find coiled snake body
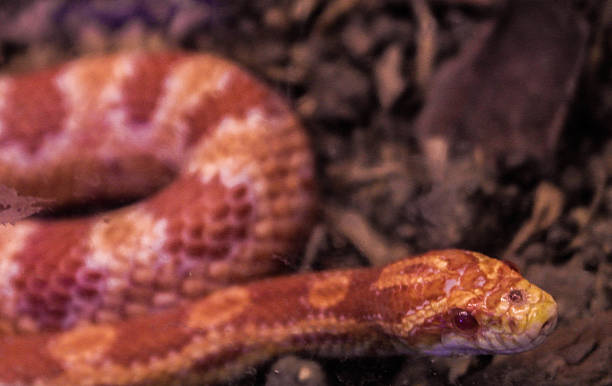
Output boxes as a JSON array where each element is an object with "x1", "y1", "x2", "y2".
[{"x1": 0, "y1": 53, "x2": 557, "y2": 385}]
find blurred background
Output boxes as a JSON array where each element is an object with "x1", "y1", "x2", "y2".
[{"x1": 0, "y1": 1, "x2": 610, "y2": 385}]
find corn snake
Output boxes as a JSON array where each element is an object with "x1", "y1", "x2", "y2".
[{"x1": 0, "y1": 52, "x2": 558, "y2": 385}]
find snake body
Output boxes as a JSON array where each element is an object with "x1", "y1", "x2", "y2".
[{"x1": 0, "y1": 53, "x2": 558, "y2": 385}]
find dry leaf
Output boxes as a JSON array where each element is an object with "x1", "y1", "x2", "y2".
[{"x1": 0, "y1": 184, "x2": 51, "y2": 224}]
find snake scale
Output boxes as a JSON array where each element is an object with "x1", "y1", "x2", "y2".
[{"x1": 0, "y1": 52, "x2": 558, "y2": 385}]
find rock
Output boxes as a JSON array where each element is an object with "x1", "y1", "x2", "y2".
[
  {"x1": 415, "y1": 1, "x2": 587, "y2": 171},
  {"x1": 266, "y1": 356, "x2": 327, "y2": 386}
]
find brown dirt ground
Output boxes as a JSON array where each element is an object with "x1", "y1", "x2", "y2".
[{"x1": 0, "y1": 1, "x2": 610, "y2": 385}]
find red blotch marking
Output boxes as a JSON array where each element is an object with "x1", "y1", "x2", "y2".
[
  {"x1": 182, "y1": 69, "x2": 286, "y2": 145},
  {"x1": 120, "y1": 53, "x2": 186, "y2": 126},
  {"x1": 1, "y1": 68, "x2": 67, "y2": 154}
]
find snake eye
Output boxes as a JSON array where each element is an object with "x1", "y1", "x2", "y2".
[
  {"x1": 508, "y1": 289, "x2": 524, "y2": 303},
  {"x1": 451, "y1": 308, "x2": 479, "y2": 331}
]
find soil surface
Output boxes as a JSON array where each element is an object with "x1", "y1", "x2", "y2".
[{"x1": 0, "y1": 1, "x2": 610, "y2": 385}]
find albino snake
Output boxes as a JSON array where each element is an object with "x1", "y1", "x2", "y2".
[{"x1": 0, "y1": 52, "x2": 557, "y2": 385}]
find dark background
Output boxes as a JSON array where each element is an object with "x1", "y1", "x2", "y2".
[{"x1": 0, "y1": 1, "x2": 610, "y2": 385}]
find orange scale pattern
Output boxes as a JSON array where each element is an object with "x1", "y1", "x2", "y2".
[{"x1": 0, "y1": 53, "x2": 558, "y2": 386}]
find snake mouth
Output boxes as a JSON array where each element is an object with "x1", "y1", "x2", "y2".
[
  {"x1": 522, "y1": 312, "x2": 557, "y2": 347},
  {"x1": 498, "y1": 300, "x2": 558, "y2": 354},
  {"x1": 526, "y1": 300, "x2": 558, "y2": 337},
  {"x1": 539, "y1": 314, "x2": 557, "y2": 336}
]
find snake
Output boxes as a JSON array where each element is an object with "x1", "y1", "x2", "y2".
[{"x1": 0, "y1": 52, "x2": 558, "y2": 385}]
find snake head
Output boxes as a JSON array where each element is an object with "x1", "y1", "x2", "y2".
[
  {"x1": 381, "y1": 250, "x2": 558, "y2": 356},
  {"x1": 432, "y1": 277, "x2": 558, "y2": 355}
]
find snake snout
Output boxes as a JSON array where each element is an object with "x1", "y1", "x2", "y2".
[
  {"x1": 526, "y1": 299, "x2": 558, "y2": 342},
  {"x1": 540, "y1": 314, "x2": 557, "y2": 335}
]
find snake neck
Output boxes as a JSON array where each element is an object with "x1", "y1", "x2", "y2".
[{"x1": 178, "y1": 267, "x2": 396, "y2": 382}]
